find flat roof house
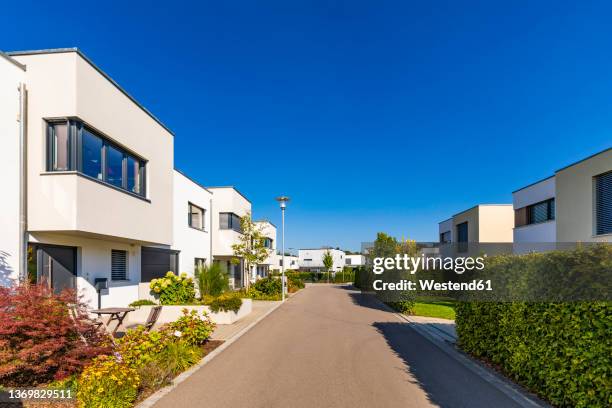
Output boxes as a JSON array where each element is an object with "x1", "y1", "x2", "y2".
[
  {"x1": 298, "y1": 248, "x2": 345, "y2": 272},
  {"x1": 172, "y1": 170, "x2": 212, "y2": 278},
  {"x1": 438, "y1": 204, "x2": 514, "y2": 256},
  {"x1": 513, "y1": 148, "x2": 611, "y2": 251},
  {"x1": 208, "y1": 186, "x2": 252, "y2": 289},
  {"x1": 0, "y1": 48, "x2": 175, "y2": 308},
  {"x1": 344, "y1": 254, "x2": 365, "y2": 268},
  {"x1": 254, "y1": 220, "x2": 276, "y2": 279}
]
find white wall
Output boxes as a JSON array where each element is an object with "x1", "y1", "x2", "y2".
[
  {"x1": 438, "y1": 218, "x2": 453, "y2": 242},
  {"x1": 256, "y1": 221, "x2": 277, "y2": 265},
  {"x1": 298, "y1": 249, "x2": 345, "y2": 272},
  {"x1": 271, "y1": 254, "x2": 299, "y2": 271},
  {"x1": 513, "y1": 176, "x2": 556, "y2": 209},
  {"x1": 345, "y1": 254, "x2": 365, "y2": 267},
  {"x1": 172, "y1": 170, "x2": 212, "y2": 278},
  {"x1": 0, "y1": 55, "x2": 25, "y2": 285}
]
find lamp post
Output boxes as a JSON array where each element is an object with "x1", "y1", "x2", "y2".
[{"x1": 275, "y1": 196, "x2": 290, "y2": 301}]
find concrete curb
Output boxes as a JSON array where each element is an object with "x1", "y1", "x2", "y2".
[
  {"x1": 373, "y1": 297, "x2": 550, "y2": 408},
  {"x1": 135, "y1": 298, "x2": 287, "y2": 408}
]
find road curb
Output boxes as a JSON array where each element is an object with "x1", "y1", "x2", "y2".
[
  {"x1": 373, "y1": 296, "x2": 550, "y2": 408},
  {"x1": 135, "y1": 298, "x2": 288, "y2": 408}
]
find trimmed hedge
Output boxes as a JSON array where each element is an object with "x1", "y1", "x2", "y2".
[{"x1": 456, "y1": 245, "x2": 612, "y2": 408}]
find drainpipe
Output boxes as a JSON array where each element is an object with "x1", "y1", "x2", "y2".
[{"x1": 18, "y1": 83, "x2": 27, "y2": 282}]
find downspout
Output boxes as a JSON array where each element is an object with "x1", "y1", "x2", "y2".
[{"x1": 18, "y1": 83, "x2": 27, "y2": 282}]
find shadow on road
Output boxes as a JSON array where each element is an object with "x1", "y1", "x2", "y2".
[
  {"x1": 348, "y1": 291, "x2": 391, "y2": 313},
  {"x1": 372, "y1": 321, "x2": 521, "y2": 408}
]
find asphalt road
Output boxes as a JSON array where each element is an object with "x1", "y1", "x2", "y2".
[{"x1": 153, "y1": 285, "x2": 525, "y2": 408}]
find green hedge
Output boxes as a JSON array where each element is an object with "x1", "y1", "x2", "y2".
[{"x1": 456, "y1": 245, "x2": 612, "y2": 408}]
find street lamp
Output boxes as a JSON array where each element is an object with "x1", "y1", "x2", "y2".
[{"x1": 275, "y1": 196, "x2": 290, "y2": 301}]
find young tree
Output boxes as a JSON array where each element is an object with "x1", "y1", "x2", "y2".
[
  {"x1": 322, "y1": 250, "x2": 334, "y2": 283},
  {"x1": 231, "y1": 212, "x2": 272, "y2": 289}
]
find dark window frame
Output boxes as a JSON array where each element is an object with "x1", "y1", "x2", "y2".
[
  {"x1": 219, "y1": 212, "x2": 243, "y2": 233},
  {"x1": 111, "y1": 249, "x2": 128, "y2": 281},
  {"x1": 188, "y1": 202, "x2": 206, "y2": 231},
  {"x1": 46, "y1": 119, "x2": 147, "y2": 198},
  {"x1": 595, "y1": 171, "x2": 612, "y2": 236}
]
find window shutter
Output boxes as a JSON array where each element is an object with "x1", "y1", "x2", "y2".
[
  {"x1": 111, "y1": 250, "x2": 128, "y2": 280},
  {"x1": 515, "y1": 207, "x2": 527, "y2": 227},
  {"x1": 596, "y1": 171, "x2": 612, "y2": 235}
]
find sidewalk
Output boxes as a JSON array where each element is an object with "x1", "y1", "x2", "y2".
[
  {"x1": 211, "y1": 300, "x2": 281, "y2": 340},
  {"x1": 401, "y1": 315, "x2": 457, "y2": 344}
]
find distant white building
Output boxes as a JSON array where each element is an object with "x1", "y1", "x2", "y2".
[
  {"x1": 272, "y1": 254, "x2": 299, "y2": 271},
  {"x1": 344, "y1": 254, "x2": 365, "y2": 268},
  {"x1": 298, "y1": 248, "x2": 345, "y2": 272}
]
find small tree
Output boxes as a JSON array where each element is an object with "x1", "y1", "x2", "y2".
[
  {"x1": 322, "y1": 250, "x2": 334, "y2": 283},
  {"x1": 231, "y1": 212, "x2": 272, "y2": 289},
  {"x1": 195, "y1": 263, "x2": 229, "y2": 297}
]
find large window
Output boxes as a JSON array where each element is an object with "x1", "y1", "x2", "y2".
[
  {"x1": 595, "y1": 171, "x2": 612, "y2": 235},
  {"x1": 47, "y1": 120, "x2": 146, "y2": 197},
  {"x1": 456, "y1": 222, "x2": 468, "y2": 253},
  {"x1": 263, "y1": 238, "x2": 273, "y2": 249},
  {"x1": 515, "y1": 198, "x2": 555, "y2": 227},
  {"x1": 439, "y1": 231, "x2": 451, "y2": 243},
  {"x1": 188, "y1": 203, "x2": 205, "y2": 230},
  {"x1": 219, "y1": 212, "x2": 242, "y2": 233}
]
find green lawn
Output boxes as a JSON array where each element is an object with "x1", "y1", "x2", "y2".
[{"x1": 412, "y1": 298, "x2": 456, "y2": 320}]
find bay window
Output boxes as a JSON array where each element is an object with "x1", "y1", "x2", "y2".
[{"x1": 46, "y1": 120, "x2": 146, "y2": 197}]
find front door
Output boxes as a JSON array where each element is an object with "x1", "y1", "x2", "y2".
[{"x1": 28, "y1": 244, "x2": 77, "y2": 294}]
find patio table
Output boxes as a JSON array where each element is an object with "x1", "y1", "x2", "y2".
[{"x1": 90, "y1": 307, "x2": 135, "y2": 335}]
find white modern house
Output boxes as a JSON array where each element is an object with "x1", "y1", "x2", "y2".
[
  {"x1": 0, "y1": 48, "x2": 175, "y2": 308},
  {"x1": 172, "y1": 169, "x2": 212, "y2": 277},
  {"x1": 513, "y1": 148, "x2": 611, "y2": 251},
  {"x1": 298, "y1": 248, "x2": 345, "y2": 272},
  {"x1": 344, "y1": 254, "x2": 365, "y2": 268},
  {"x1": 253, "y1": 220, "x2": 276, "y2": 279},
  {"x1": 272, "y1": 253, "x2": 299, "y2": 271},
  {"x1": 208, "y1": 186, "x2": 252, "y2": 289}
]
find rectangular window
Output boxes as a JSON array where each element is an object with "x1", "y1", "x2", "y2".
[
  {"x1": 48, "y1": 122, "x2": 71, "y2": 171},
  {"x1": 456, "y1": 222, "x2": 468, "y2": 253},
  {"x1": 46, "y1": 120, "x2": 147, "y2": 197},
  {"x1": 188, "y1": 203, "x2": 205, "y2": 230},
  {"x1": 439, "y1": 231, "x2": 451, "y2": 243},
  {"x1": 595, "y1": 171, "x2": 612, "y2": 235},
  {"x1": 111, "y1": 250, "x2": 128, "y2": 281},
  {"x1": 263, "y1": 238, "x2": 273, "y2": 248},
  {"x1": 219, "y1": 212, "x2": 242, "y2": 233},
  {"x1": 346, "y1": 258, "x2": 352, "y2": 265},
  {"x1": 81, "y1": 128, "x2": 103, "y2": 179},
  {"x1": 516, "y1": 198, "x2": 555, "y2": 227}
]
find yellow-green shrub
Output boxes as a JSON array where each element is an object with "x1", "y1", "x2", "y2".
[
  {"x1": 77, "y1": 355, "x2": 140, "y2": 408},
  {"x1": 150, "y1": 272, "x2": 196, "y2": 305}
]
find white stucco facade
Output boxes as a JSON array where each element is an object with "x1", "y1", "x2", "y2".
[
  {"x1": 253, "y1": 220, "x2": 277, "y2": 279},
  {"x1": 298, "y1": 248, "x2": 346, "y2": 272},
  {"x1": 512, "y1": 176, "x2": 556, "y2": 246},
  {"x1": 272, "y1": 254, "x2": 299, "y2": 271},
  {"x1": 344, "y1": 254, "x2": 365, "y2": 268},
  {"x1": 0, "y1": 53, "x2": 25, "y2": 286},
  {"x1": 172, "y1": 170, "x2": 212, "y2": 278}
]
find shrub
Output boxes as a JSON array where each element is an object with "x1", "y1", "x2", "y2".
[
  {"x1": 150, "y1": 272, "x2": 196, "y2": 305},
  {"x1": 252, "y1": 277, "x2": 282, "y2": 296},
  {"x1": 155, "y1": 341, "x2": 202, "y2": 375},
  {"x1": 207, "y1": 292, "x2": 243, "y2": 313},
  {"x1": 195, "y1": 264, "x2": 229, "y2": 297},
  {"x1": 456, "y1": 245, "x2": 612, "y2": 408},
  {"x1": 136, "y1": 360, "x2": 173, "y2": 394},
  {"x1": 288, "y1": 276, "x2": 304, "y2": 292},
  {"x1": 0, "y1": 283, "x2": 109, "y2": 386},
  {"x1": 129, "y1": 299, "x2": 157, "y2": 307},
  {"x1": 77, "y1": 355, "x2": 140, "y2": 408},
  {"x1": 164, "y1": 309, "x2": 215, "y2": 346},
  {"x1": 386, "y1": 291, "x2": 416, "y2": 314},
  {"x1": 115, "y1": 326, "x2": 170, "y2": 368}
]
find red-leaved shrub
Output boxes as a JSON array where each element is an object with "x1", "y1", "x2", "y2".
[{"x1": 0, "y1": 282, "x2": 111, "y2": 386}]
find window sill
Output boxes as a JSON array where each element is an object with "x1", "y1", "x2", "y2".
[
  {"x1": 189, "y1": 226, "x2": 208, "y2": 233},
  {"x1": 40, "y1": 171, "x2": 151, "y2": 203},
  {"x1": 513, "y1": 219, "x2": 556, "y2": 230},
  {"x1": 592, "y1": 233, "x2": 612, "y2": 238}
]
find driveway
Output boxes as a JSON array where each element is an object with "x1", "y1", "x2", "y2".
[{"x1": 152, "y1": 285, "x2": 527, "y2": 408}]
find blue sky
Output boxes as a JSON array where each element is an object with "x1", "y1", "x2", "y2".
[{"x1": 2, "y1": 1, "x2": 611, "y2": 251}]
